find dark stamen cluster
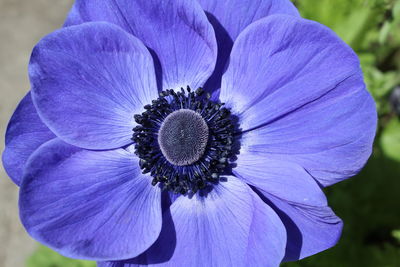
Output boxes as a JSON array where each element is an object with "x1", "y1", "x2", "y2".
[{"x1": 132, "y1": 86, "x2": 234, "y2": 195}]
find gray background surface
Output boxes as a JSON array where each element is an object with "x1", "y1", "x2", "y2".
[{"x1": 0, "y1": 1, "x2": 73, "y2": 266}]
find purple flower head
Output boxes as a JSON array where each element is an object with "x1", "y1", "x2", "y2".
[{"x1": 2, "y1": 0, "x2": 377, "y2": 266}]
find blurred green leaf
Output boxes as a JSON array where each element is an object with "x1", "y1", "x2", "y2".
[
  {"x1": 379, "y1": 21, "x2": 392, "y2": 45},
  {"x1": 380, "y1": 118, "x2": 400, "y2": 161},
  {"x1": 27, "y1": 245, "x2": 96, "y2": 267},
  {"x1": 293, "y1": 0, "x2": 385, "y2": 50},
  {"x1": 393, "y1": 229, "x2": 400, "y2": 243},
  {"x1": 394, "y1": 0, "x2": 400, "y2": 20},
  {"x1": 369, "y1": 70, "x2": 398, "y2": 98}
]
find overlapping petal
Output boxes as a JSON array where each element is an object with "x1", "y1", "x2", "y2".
[
  {"x1": 2, "y1": 92, "x2": 55, "y2": 185},
  {"x1": 221, "y1": 15, "x2": 360, "y2": 117},
  {"x1": 265, "y1": 193, "x2": 343, "y2": 261},
  {"x1": 19, "y1": 139, "x2": 162, "y2": 261},
  {"x1": 233, "y1": 152, "x2": 343, "y2": 260},
  {"x1": 29, "y1": 22, "x2": 158, "y2": 150},
  {"x1": 97, "y1": 262, "x2": 139, "y2": 267},
  {"x1": 142, "y1": 176, "x2": 286, "y2": 267},
  {"x1": 199, "y1": 0, "x2": 299, "y2": 93},
  {"x1": 199, "y1": 0, "x2": 299, "y2": 41},
  {"x1": 65, "y1": 0, "x2": 217, "y2": 90},
  {"x1": 221, "y1": 15, "x2": 377, "y2": 186},
  {"x1": 234, "y1": 155, "x2": 326, "y2": 206}
]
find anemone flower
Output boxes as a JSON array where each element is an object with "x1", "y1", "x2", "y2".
[{"x1": 2, "y1": 0, "x2": 377, "y2": 266}]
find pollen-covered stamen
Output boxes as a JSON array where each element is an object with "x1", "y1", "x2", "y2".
[
  {"x1": 158, "y1": 109, "x2": 209, "y2": 166},
  {"x1": 132, "y1": 86, "x2": 235, "y2": 195}
]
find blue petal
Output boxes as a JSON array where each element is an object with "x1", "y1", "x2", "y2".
[
  {"x1": 64, "y1": 0, "x2": 217, "y2": 90},
  {"x1": 29, "y1": 22, "x2": 158, "y2": 150},
  {"x1": 199, "y1": 0, "x2": 299, "y2": 40},
  {"x1": 262, "y1": 193, "x2": 343, "y2": 261},
  {"x1": 233, "y1": 152, "x2": 343, "y2": 260},
  {"x1": 143, "y1": 176, "x2": 286, "y2": 266},
  {"x1": 234, "y1": 156, "x2": 327, "y2": 206},
  {"x1": 19, "y1": 139, "x2": 162, "y2": 261},
  {"x1": 97, "y1": 261, "x2": 141, "y2": 267},
  {"x1": 199, "y1": 0, "x2": 299, "y2": 93},
  {"x1": 2, "y1": 92, "x2": 55, "y2": 185},
  {"x1": 221, "y1": 15, "x2": 377, "y2": 186}
]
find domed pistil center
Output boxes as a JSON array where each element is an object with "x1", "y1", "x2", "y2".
[
  {"x1": 158, "y1": 109, "x2": 209, "y2": 166},
  {"x1": 132, "y1": 87, "x2": 236, "y2": 194}
]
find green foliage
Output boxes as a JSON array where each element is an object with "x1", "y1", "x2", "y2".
[
  {"x1": 381, "y1": 118, "x2": 400, "y2": 160},
  {"x1": 393, "y1": 229, "x2": 400, "y2": 243},
  {"x1": 27, "y1": 1, "x2": 400, "y2": 266},
  {"x1": 27, "y1": 245, "x2": 96, "y2": 267}
]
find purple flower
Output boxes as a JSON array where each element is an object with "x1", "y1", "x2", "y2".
[{"x1": 2, "y1": 0, "x2": 377, "y2": 266}]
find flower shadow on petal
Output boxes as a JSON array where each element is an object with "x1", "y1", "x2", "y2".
[
  {"x1": 144, "y1": 207, "x2": 177, "y2": 265},
  {"x1": 202, "y1": 12, "x2": 232, "y2": 97},
  {"x1": 147, "y1": 47, "x2": 163, "y2": 92},
  {"x1": 118, "y1": 191, "x2": 176, "y2": 266},
  {"x1": 252, "y1": 187, "x2": 303, "y2": 261},
  {"x1": 101, "y1": 207, "x2": 177, "y2": 266}
]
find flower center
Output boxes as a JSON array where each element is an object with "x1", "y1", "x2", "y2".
[
  {"x1": 158, "y1": 109, "x2": 209, "y2": 166},
  {"x1": 132, "y1": 87, "x2": 235, "y2": 195}
]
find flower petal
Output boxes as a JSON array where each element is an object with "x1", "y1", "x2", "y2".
[
  {"x1": 261, "y1": 192, "x2": 343, "y2": 261},
  {"x1": 234, "y1": 150, "x2": 342, "y2": 260},
  {"x1": 97, "y1": 262, "x2": 138, "y2": 267},
  {"x1": 221, "y1": 15, "x2": 361, "y2": 118},
  {"x1": 234, "y1": 155, "x2": 326, "y2": 206},
  {"x1": 233, "y1": 151, "x2": 342, "y2": 260},
  {"x1": 221, "y1": 15, "x2": 377, "y2": 186},
  {"x1": 30, "y1": 22, "x2": 158, "y2": 150},
  {"x1": 65, "y1": 0, "x2": 217, "y2": 90},
  {"x1": 143, "y1": 176, "x2": 286, "y2": 267},
  {"x1": 240, "y1": 88, "x2": 376, "y2": 187},
  {"x1": 19, "y1": 139, "x2": 162, "y2": 261},
  {"x1": 199, "y1": 0, "x2": 299, "y2": 93},
  {"x1": 2, "y1": 92, "x2": 55, "y2": 185},
  {"x1": 199, "y1": 0, "x2": 299, "y2": 41}
]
